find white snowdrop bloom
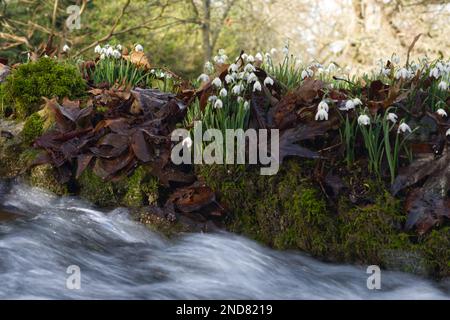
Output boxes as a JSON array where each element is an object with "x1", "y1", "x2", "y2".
[
  {"x1": 430, "y1": 67, "x2": 440, "y2": 79},
  {"x1": 398, "y1": 122, "x2": 412, "y2": 134},
  {"x1": 270, "y1": 48, "x2": 277, "y2": 55},
  {"x1": 438, "y1": 81, "x2": 448, "y2": 91},
  {"x1": 340, "y1": 100, "x2": 355, "y2": 111},
  {"x1": 150, "y1": 69, "x2": 156, "y2": 74},
  {"x1": 197, "y1": 73, "x2": 210, "y2": 83},
  {"x1": 301, "y1": 68, "x2": 313, "y2": 80},
  {"x1": 212, "y1": 77, "x2": 222, "y2": 88},
  {"x1": 264, "y1": 77, "x2": 274, "y2": 86},
  {"x1": 446, "y1": 128, "x2": 450, "y2": 136},
  {"x1": 243, "y1": 101, "x2": 250, "y2": 110},
  {"x1": 241, "y1": 53, "x2": 248, "y2": 61},
  {"x1": 94, "y1": 45, "x2": 102, "y2": 54},
  {"x1": 100, "y1": 53, "x2": 106, "y2": 60},
  {"x1": 358, "y1": 114, "x2": 371, "y2": 126},
  {"x1": 318, "y1": 101, "x2": 329, "y2": 112},
  {"x1": 282, "y1": 46, "x2": 289, "y2": 56},
  {"x1": 182, "y1": 137, "x2": 193, "y2": 149},
  {"x1": 381, "y1": 68, "x2": 391, "y2": 76},
  {"x1": 135, "y1": 44, "x2": 144, "y2": 52},
  {"x1": 387, "y1": 113, "x2": 398, "y2": 124},
  {"x1": 436, "y1": 61, "x2": 445, "y2": 72},
  {"x1": 246, "y1": 55, "x2": 255, "y2": 63},
  {"x1": 392, "y1": 54, "x2": 400, "y2": 64},
  {"x1": 327, "y1": 63, "x2": 337, "y2": 73},
  {"x1": 225, "y1": 74, "x2": 234, "y2": 84},
  {"x1": 247, "y1": 73, "x2": 258, "y2": 83},
  {"x1": 214, "y1": 99, "x2": 223, "y2": 109},
  {"x1": 237, "y1": 72, "x2": 246, "y2": 80},
  {"x1": 244, "y1": 63, "x2": 256, "y2": 73},
  {"x1": 237, "y1": 96, "x2": 244, "y2": 104},
  {"x1": 106, "y1": 46, "x2": 114, "y2": 57},
  {"x1": 436, "y1": 108, "x2": 448, "y2": 117},
  {"x1": 112, "y1": 49, "x2": 121, "y2": 59},
  {"x1": 353, "y1": 98, "x2": 362, "y2": 106},
  {"x1": 104, "y1": 44, "x2": 111, "y2": 49},
  {"x1": 228, "y1": 63, "x2": 239, "y2": 73},
  {"x1": 395, "y1": 68, "x2": 411, "y2": 80},
  {"x1": 232, "y1": 84, "x2": 242, "y2": 95},
  {"x1": 208, "y1": 95, "x2": 218, "y2": 102},
  {"x1": 253, "y1": 81, "x2": 262, "y2": 92},
  {"x1": 219, "y1": 88, "x2": 228, "y2": 97},
  {"x1": 116, "y1": 44, "x2": 122, "y2": 51},
  {"x1": 62, "y1": 44, "x2": 70, "y2": 52},
  {"x1": 315, "y1": 109, "x2": 328, "y2": 121},
  {"x1": 255, "y1": 52, "x2": 263, "y2": 62},
  {"x1": 204, "y1": 61, "x2": 214, "y2": 73}
]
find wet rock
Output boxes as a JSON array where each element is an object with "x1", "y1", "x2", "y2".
[{"x1": 29, "y1": 164, "x2": 68, "y2": 196}]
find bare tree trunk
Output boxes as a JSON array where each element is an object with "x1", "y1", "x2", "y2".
[{"x1": 201, "y1": 0, "x2": 212, "y2": 62}]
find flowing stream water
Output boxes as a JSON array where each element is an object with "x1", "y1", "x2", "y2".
[{"x1": 0, "y1": 180, "x2": 448, "y2": 299}]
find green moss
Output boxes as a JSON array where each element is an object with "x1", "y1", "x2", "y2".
[
  {"x1": 1, "y1": 57, "x2": 86, "y2": 119},
  {"x1": 78, "y1": 169, "x2": 119, "y2": 207},
  {"x1": 420, "y1": 227, "x2": 450, "y2": 278},
  {"x1": 338, "y1": 191, "x2": 410, "y2": 265},
  {"x1": 21, "y1": 113, "x2": 44, "y2": 145},
  {"x1": 29, "y1": 164, "x2": 68, "y2": 196},
  {"x1": 122, "y1": 166, "x2": 159, "y2": 207}
]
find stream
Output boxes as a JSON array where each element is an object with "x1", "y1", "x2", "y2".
[{"x1": 0, "y1": 180, "x2": 449, "y2": 299}]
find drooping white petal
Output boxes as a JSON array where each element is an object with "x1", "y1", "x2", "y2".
[{"x1": 358, "y1": 114, "x2": 371, "y2": 126}]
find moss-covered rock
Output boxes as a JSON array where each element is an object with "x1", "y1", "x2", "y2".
[
  {"x1": 21, "y1": 112, "x2": 44, "y2": 145},
  {"x1": 77, "y1": 169, "x2": 120, "y2": 207},
  {"x1": 1, "y1": 57, "x2": 86, "y2": 119},
  {"x1": 122, "y1": 166, "x2": 159, "y2": 207},
  {"x1": 29, "y1": 164, "x2": 68, "y2": 195},
  {"x1": 420, "y1": 227, "x2": 450, "y2": 278}
]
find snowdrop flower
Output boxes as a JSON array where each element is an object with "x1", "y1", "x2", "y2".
[
  {"x1": 398, "y1": 122, "x2": 412, "y2": 134},
  {"x1": 94, "y1": 45, "x2": 102, "y2": 54},
  {"x1": 243, "y1": 101, "x2": 250, "y2": 110},
  {"x1": 135, "y1": 44, "x2": 144, "y2": 52},
  {"x1": 204, "y1": 61, "x2": 214, "y2": 73},
  {"x1": 182, "y1": 137, "x2": 193, "y2": 149},
  {"x1": 116, "y1": 44, "x2": 122, "y2": 51},
  {"x1": 225, "y1": 74, "x2": 234, "y2": 84},
  {"x1": 212, "y1": 77, "x2": 222, "y2": 88},
  {"x1": 270, "y1": 48, "x2": 277, "y2": 55},
  {"x1": 100, "y1": 53, "x2": 106, "y2": 60},
  {"x1": 315, "y1": 109, "x2": 328, "y2": 121},
  {"x1": 255, "y1": 52, "x2": 263, "y2": 62},
  {"x1": 446, "y1": 128, "x2": 450, "y2": 137},
  {"x1": 112, "y1": 49, "x2": 121, "y2": 59},
  {"x1": 214, "y1": 99, "x2": 223, "y2": 109},
  {"x1": 395, "y1": 68, "x2": 411, "y2": 80},
  {"x1": 264, "y1": 77, "x2": 274, "y2": 86},
  {"x1": 381, "y1": 67, "x2": 391, "y2": 76},
  {"x1": 219, "y1": 88, "x2": 228, "y2": 97},
  {"x1": 438, "y1": 81, "x2": 448, "y2": 91},
  {"x1": 228, "y1": 63, "x2": 239, "y2": 73},
  {"x1": 241, "y1": 53, "x2": 248, "y2": 61},
  {"x1": 237, "y1": 96, "x2": 244, "y2": 103},
  {"x1": 244, "y1": 63, "x2": 256, "y2": 73},
  {"x1": 246, "y1": 55, "x2": 255, "y2": 63},
  {"x1": 358, "y1": 114, "x2": 371, "y2": 126},
  {"x1": 387, "y1": 113, "x2": 398, "y2": 124},
  {"x1": 197, "y1": 73, "x2": 210, "y2": 83},
  {"x1": 430, "y1": 67, "x2": 440, "y2": 79},
  {"x1": 301, "y1": 68, "x2": 313, "y2": 80},
  {"x1": 436, "y1": 108, "x2": 447, "y2": 117},
  {"x1": 327, "y1": 63, "x2": 337, "y2": 73},
  {"x1": 106, "y1": 46, "x2": 114, "y2": 57},
  {"x1": 353, "y1": 98, "x2": 362, "y2": 106},
  {"x1": 62, "y1": 44, "x2": 70, "y2": 52},
  {"x1": 340, "y1": 100, "x2": 355, "y2": 111},
  {"x1": 318, "y1": 101, "x2": 329, "y2": 112},
  {"x1": 232, "y1": 84, "x2": 242, "y2": 95},
  {"x1": 247, "y1": 73, "x2": 258, "y2": 83},
  {"x1": 208, "y1": 95, "x2": 217, "y2": 103},
  {"x1": 253, "y1": 81, "x2": 262, "y2": 92},
  {"x1": 282, "y1": 46, "x2": 289, "y2": 56}
]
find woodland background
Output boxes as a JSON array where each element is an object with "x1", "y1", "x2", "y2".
[{"x1": 1, "y1": 0, "x2": 450, "y2": 77}]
